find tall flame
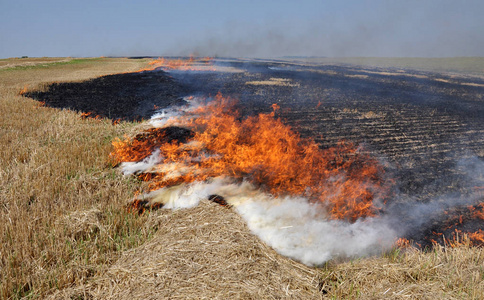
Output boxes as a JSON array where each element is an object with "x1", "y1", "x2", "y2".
[{"x1": 112, "y1": 93, "x2": 390, "y2": 222}]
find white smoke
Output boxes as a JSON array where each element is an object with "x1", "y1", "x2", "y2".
[
  {"x1": 139, "y1": 177, "x2": 397, "y2": 266},
  {"x1": 150, "y1": 96, "x2": 204, "y2": 128},
  {"x1": 121, "y1": 149, "x2": 162, "y2": 175},
  {"x1": 236, "y1": 196, "x2": 396, "y2": 266}
]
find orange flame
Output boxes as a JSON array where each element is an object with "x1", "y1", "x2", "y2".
[
  {"x1": 134, "y1": 56, "x2": 215, "y2": 73},
  {"x1": 112, "y1": 93, "x2": 391, "y2": 222},
  {"x1": 442, "y1": 229, "x2": 470, "y2": 247},
  {"x1": 468, "y1": 230, "x2": 484, "y2": 243},
  {"x1": 469, "y1": 202, "x2": 484, "y2": 220},
  {"x1": 429, "y1": 226, "x2": 484, "y2": 248},
  {"x1": 80, "y1": 111, "x2": 103, "y2": 120},
  {"x1": 19, "y1": 85, "x2": 29, "y2": 95},
  {"x1": 395, "y1": 237, "x2": 411, "y2": 248}
]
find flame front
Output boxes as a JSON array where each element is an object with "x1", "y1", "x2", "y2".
[
  {"x1": 112, "y1": 93, "x2": 390, "y2": 222},
  {"x1": 434, "y1": 203, "x2": 484, "y2": 247},
  {"x1": 135, "y1": 56, "x2": 215, "y2": 72}
]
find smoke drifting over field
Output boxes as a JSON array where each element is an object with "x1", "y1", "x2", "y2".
[
  {"x1": 133, "y1": 177, "x2": 397, "y2": 266},
  {"x1": 114, "y1": 83, "x2": 483, "y2": 265}
]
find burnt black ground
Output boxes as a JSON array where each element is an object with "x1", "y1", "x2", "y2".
[{"x1": 25, "y1": 71, "x2": 188, "y2": 122}]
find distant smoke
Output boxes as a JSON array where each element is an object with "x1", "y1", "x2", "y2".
[{"x1": 165, "y1": 1, "x2": 484, "y2": 58}]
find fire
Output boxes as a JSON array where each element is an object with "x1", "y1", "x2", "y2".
[
  {"x1": 440, "y1": 229, "x2": 479, "y2": 248},
  {"x1": 19, "y1": 85, "x2": 29, "y2": 95},
  {"x1": 148, "y1": 56, "x2": 194, "y2": 70},
  {"x1": 395, "y1": 237, "x2": 411, "y2": 248},
  {"x1": 134, "y1": 56, "x2": 215, "y2": 73},
  {"x1": 111, "y1": 93, "x2": 390, "y2": 222},
  {"x1": 80, "y1": 111, "x2": 104, "y2": 121},
  {"x1": 468, "y1": 230, "x2": 484, "y2": 243},
  {"x1": 469, "y1": 202, "x2": 484, "y2": 220},
  {"x1": 109, "y1": 92, "x2": 483, "y2": 249},
  {"x1": 413, "y1": 202, "x2": 484, "y2": 248},
  {"x1": 80, "y1": 111, "x2": 121, "y2": 125}
]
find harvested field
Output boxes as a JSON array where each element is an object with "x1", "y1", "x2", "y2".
[
  {"x1": 0, "y1": 58, "x2": 156, "y2": 299},
  {"x1": 3, "y1": 57, "x2": 484, "y2": 299}
]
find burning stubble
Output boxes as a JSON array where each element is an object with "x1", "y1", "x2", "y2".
[
  {"x1": 113, "y1": 93, "x2": 392, "y2": 221},
  {"x1": 111, "y1": 92, "x2": 398, "y2": 265}
]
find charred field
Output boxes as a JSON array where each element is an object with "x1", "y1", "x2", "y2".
[
  {"x1": 7, "y1": 57, "x2": 484, "y2": 298},
  {"x1": 28, "y1": 58, "x2": 484, "y2": 248}
]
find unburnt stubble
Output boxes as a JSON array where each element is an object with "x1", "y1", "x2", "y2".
[{"x1": 0, "y1": 58, "x2": 154, "y2": 298}]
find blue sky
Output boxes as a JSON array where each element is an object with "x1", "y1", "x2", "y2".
[{"x1": 1, "y1": 0, "x2": 483, "y2": 58}]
